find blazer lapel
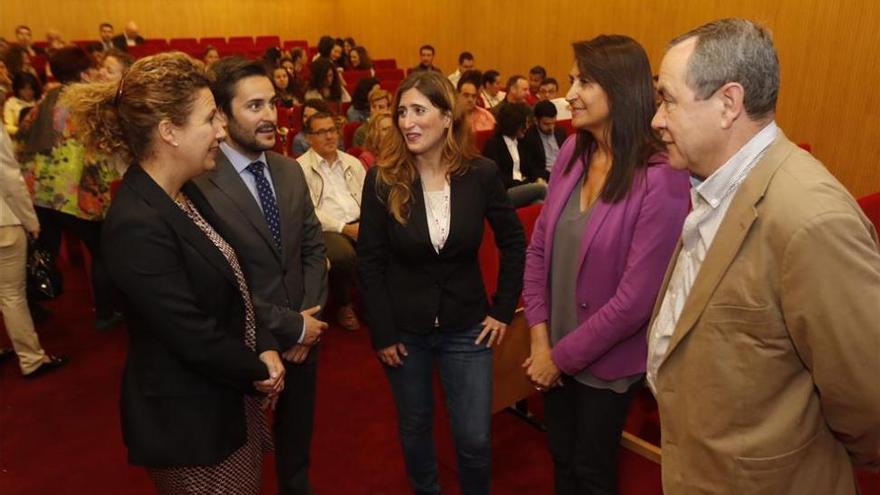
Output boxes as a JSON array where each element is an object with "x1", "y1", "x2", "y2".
[
  {"x1": 206, "y1": 153, "x2": 282, "y2": 262},
  {"x1": 661, "y1": 134, "x2": 796, "y2": 360},
  {"x1": 126, "y1": 166, "x2": 237, "y2": 287}
]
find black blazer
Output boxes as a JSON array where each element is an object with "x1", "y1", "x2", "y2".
[
  {"x1": 102, "y1": 165, "x2": 276, "y2": 468},
  {"x1": 194, "y1": 150, "x2": 327, "y2": 352},
  {"x1": 111, "y1": 34, "x2": 144, "y2": 52},
  {"x1": 481, "y1": 133, "x2": 546, "y2": 189},
  {"x1": 358, "y1": 158, "x2": 526, "y2": 351},
  {"x1": 521, "y1": 125, "x2": 567, "y2": 181}
]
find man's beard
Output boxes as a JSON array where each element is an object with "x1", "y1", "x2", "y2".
[{"x1": 227, "y1": 118, "x2": 275, "y2": 153}]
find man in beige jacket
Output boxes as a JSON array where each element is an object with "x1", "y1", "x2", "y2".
[
  {"x1": 0, "y1": 127, "x2": 67, "y2": 377},
  {"x1": 648, "y1": 18, "x2": 880, "y2": 494}
]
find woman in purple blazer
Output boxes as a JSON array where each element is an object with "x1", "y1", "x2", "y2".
[{"x1": 522, "y1": 35, "x2": 690, "y2": 494}]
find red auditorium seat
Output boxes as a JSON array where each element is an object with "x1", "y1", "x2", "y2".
[
  {"x1": 379, "y1": 79, "x2": 402, "y2": 95},
  {"x1": 200, "y1": 37, "x2": 226, "y2": 46},
  {"x1": 345, "y1": 70, "x2": 372, "y2": 84},
  {"x1": 228, "y1": 36, "x2": 254, "y2": 44},
  {"x1": 475, "y1": 129, "x2": 494, "y2": 152},
  {"x1": 283, "y1": 40, "x2": 309, "y2": 51},
  {"x1": 858, "y1": 192, "x2": 880, "y2": 234},
  {"x1": 557, "y1": 119, "x2": 575, "y2": 135},
  {"x1": 373, "y1": 58, "x2": 397, "y2": 69},
  {"x1": 342, "y1": 121, "x2": 361, "y2": 149},
  {"x1": 255, "y1": 35, "x2": 280, "y2": 48},
  {"x1": 170, "y1": 37, "x2": 198, "y2": 48}
]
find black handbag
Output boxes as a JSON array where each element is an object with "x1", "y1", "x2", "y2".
[{"x1": 26, "y1": 245, "x2": 63, "y2": 301}]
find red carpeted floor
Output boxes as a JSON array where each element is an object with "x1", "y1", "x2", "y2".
[{"x1": 1, "y1": 257, "x2": 876, "y2": 494}]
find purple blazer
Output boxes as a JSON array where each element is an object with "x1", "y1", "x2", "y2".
[{"x1": 523, "y1": 137, "x2": 690, "y2": 380}]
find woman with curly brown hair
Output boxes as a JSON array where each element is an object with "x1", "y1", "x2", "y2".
[
  {"x1": 357, "y1": 70, "x2": 525, "y2": 495},
  {"x1": 61, "y1": 52, "x2": 285, "y2": 494}
]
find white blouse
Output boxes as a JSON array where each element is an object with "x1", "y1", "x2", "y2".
[{"x1": 422, "y1": 182, "x2": 451, "y2": 254}]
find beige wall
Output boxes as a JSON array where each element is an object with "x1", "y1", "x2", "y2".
[{"x1": 3, "y1": 0, "x2": 878, "y2": 196}]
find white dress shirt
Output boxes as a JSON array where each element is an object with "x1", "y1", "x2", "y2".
[
  {"x1": 502, "y1": 135, "x2": 523, "y2": 181},
  {"x1": 540, "y1": 130, "x2": 560, "y2": 172},
  {"x1": 646, "y1": 121, "x2": 779, "y2": 393}
]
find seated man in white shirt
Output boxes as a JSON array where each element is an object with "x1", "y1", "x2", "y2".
[
  {"x1": 480, "y1": 70, "x2": 506, "y2": 109},
  {"x1": 537, "y1": 77, "x2": 572, "y2": 121},
  {"x1": 297, "y1": 112, "x2": 367, "y2": 330},
  {"x1": 448, "y1": 51, "x2": 475, "y2": 88}
]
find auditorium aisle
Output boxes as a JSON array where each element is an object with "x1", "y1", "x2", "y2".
[{"x1": 0, "y1": 255, "x2": 664, "y2": 494}]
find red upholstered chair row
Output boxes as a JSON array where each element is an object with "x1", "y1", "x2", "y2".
[{"x1": 858, "y1": 191, "x2": 880, "y2": 234}]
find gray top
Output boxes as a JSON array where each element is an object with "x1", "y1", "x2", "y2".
[{"x1": 549, "y1": 175, "x2": 643, "y2": 392}]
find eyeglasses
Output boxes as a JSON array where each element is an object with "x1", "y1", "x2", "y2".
[{"x1": 308, "y1": 127, "x2": 339, "y2": 137}]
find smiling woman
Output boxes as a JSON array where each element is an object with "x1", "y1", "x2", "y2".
[
  {"x1": 357, "y1": 70, "x2": 526, "y2": 494},
  {"x1": 60, "y1": 52, "x2": 285, "y2": 494}
]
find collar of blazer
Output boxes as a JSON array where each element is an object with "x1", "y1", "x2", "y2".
[
  {"x1": 124, "y1": 164, "x2": 238, "y2": 286},
  {"x1": 203, "y1": 151, "x2": 285, "y2": 263},
  {"x1": 653, "y1": 132, "x2": 797, "y2": 362}
]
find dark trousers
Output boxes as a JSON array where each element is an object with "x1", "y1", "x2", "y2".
[
  {"x1": 544, "y1": 377, "x2": 640, "y2": 495},
  {"x1": 35, "y1": 206, "x2": 114, "y2": 317},
  {"x1": 384, "y1": 324, "x2": 493, "y2": 495},
  {"x1": 274, "y1": 350, "x2": 318, "y2": 495},
  {"x1": 322, "y1": 232, "x2": 356, "y2": 306}
]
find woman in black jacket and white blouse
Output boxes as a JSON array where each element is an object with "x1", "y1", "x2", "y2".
[{"x1": 357, "y1": 70, "x2": 525, "y2": 495}]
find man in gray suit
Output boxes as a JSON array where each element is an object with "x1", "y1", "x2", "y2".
[{"x1": 196, "y1": 57, "x2": 328, "y2": 495}]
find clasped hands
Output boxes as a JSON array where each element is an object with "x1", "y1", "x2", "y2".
[
  {"x1": 280, "y1": 305, "x2": 328, "y2": 364},
  {"x1": 523, "y1": 323, "x2": 562, "y2": 391}
]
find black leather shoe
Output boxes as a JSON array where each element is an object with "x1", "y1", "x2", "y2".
[{"x1": 23, "y1": 355, "x2": 69, "y2": 379}]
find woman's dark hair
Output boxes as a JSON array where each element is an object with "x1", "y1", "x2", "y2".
[
  {"x1": 344, "y1": 37, "x2": 356, "y2": 49},
  {"x1": 2, "y1": 45, "x2": 27, "y2": 74},
  {"x1": 351, "y1": 77, "x2": 380, "y2": 111},
  {"x1": 565, "y1": 35, "x2": 662, "y2": 203},
  {"x1": 308, "y1": 58, "x2": 342, "y2": 101},
  {"x1": 495, "y1": 102, "x2": 531, "y2": 137},
  {"x1": 316, "y1": 36, "x2": 335, "y2": 58},
  {"x1": 49, "y1": 46, "x2": 95, "y2": 84},
  {"x1": 12, "y1": 71, "x2": 41, "y2": 100},
  {"x1": 350, "y1": 46, "x2": 372, "y2": 70},
  {"x1": 262, "y1": 46, "x2": 283, "y2": 67}
]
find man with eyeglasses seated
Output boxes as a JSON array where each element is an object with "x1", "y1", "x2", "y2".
[{"x1": 297, "y1": 112, "x2": 366, "y2": 331}]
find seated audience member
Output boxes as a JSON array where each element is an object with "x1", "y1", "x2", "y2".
[
  {"x1": 492, "y1": 74, "x2": 530, "y2": 117},
  {"x1": 292, "y1": 99, "x2": 336, "y2": 156},
  {"x1": 448, "y1": 51, "x2": 475, "y2": 87},
  {"x1": 526, "y1": 65, "x2": 546, "y2": 105},
  {"x1": 45, "y1": 30, "x2": 67, "y2": 53},
  {"x1": 0, "y1": 125, "x2": 68, "y2": 378},
  {"x1": 304, "y1": 58, "x2": 351, "y2": 114},
  {"x1": 202, "y1": 45, "x2": 220, "y2": 69},
  {"x1": 457, "y1": 70, "x2": 496, "y2": 132},
  {"x1": 112, "y1": 22, "x2": 144, "y2": 52},
  {"x1": 411, "y1": 44, "x2": 441, "y2": 73},
  {"x1": 480, "y1": 69, "x2": 506, "y2": 109},
  {"x1": 330, "y1": 39, "x2": 346, "y2": 70},
  {"x1": 313, "y1": 35, "x2": 335, "y2": 62},
  {"x1": 347, "y1": 77, "x2": 381, "y2": 123},
  {"x1": 262, "y1": 47, "x2": 284, "y2": 69},
  {"x1": 88, "y1": 23, "x2": 116, "y2": 54},
  {"x1": 358, "y1": 110, "x2": 393, "y2": 168},
  {"x1": 348, "y1": 46, "x2": 374, "y2": 75},
  {"x1": 14, "y1": 26, "x2": 43, "y2": 57},
  {"x1": 352, "y1": 88, "x2": 392, "y2": 146},
  {"x1": 0, "y1": 61, "x2": 11, "y2": 101},
  {"x1": 278, "y1": 55, "x2": 306, "y2": 101},
  {"x1": 286, "y1": 48, "x2": 306, "y2": 78},
  {"x1": 3, "y1": 72, "x2": 40, "y2": 137},
  {"x1": 522, "y1": 100, "x2": 567, "y2": 177},
  {"x1": 538, "y1": 77, "x2": 558, "y2": 100},
  {"x1": 297, "y1": 112, "x2": 366, "y2": 331},
  {"x1": 343, "y1": 37, "x2": 357, "y2": 64},
  {"x1": 482, "y1": 102, "x2": 547, "y2": 207},
  {"x1": 272, "y1": 66, "x2": 298, "y2": 108},
  {"x1": 98, "y1": 49, "x2": 134, "y2": 83}
]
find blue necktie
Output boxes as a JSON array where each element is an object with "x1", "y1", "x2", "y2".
[{"x1": 247, "y1": 161, "x2": 282, "y2": 249}]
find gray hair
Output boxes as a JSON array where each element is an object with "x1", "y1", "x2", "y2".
[{"x1": 671, "y1": 18, "x2": 779, "y2": 120}]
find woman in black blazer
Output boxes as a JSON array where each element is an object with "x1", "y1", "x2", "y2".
[
  {"x1": 481, "y1": 101, "x2": 548, "y2": 208},
  {"x1": 62, "y1": 53, "x2": 284, "y2": 494},
  {"x1": 358, "y1": 71, "x2": 525, "y2": 495}
]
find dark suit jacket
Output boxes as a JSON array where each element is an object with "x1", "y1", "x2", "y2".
[
  {"x1": 481, "y1": 132, "x2": 546, "y2": 188},
  {"x1": 194, "y1": 150, "x2": 327, "y2": 351},
  {"x1": 358, "y1": 158, "x2": 526, "y2": 350},
  {"x1": 521, "y1": 125, "x2": 567, "y2": 180},
  {"x1": 103, "y1": 165, "x2": 276, "y2": 468},
  {"x1": 112, "y1": 34, "x2": 144, "y2": 52}
]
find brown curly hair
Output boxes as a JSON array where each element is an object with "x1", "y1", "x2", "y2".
[
  {"x1": 60, "y1": 51, "x2": 211, "y2": 164},
  {"x1": 376, "y1": 71, "x2": 476, "y2": 224}
]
